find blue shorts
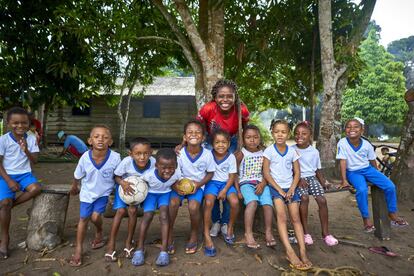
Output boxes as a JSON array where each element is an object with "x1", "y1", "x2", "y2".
[
  {"x1": 142, "y1": 192, "x2": 170, "y2": 212},
  {"x1": 80, "y1": 196, "x2": 108, "y2": 219},
  {"x1": 240, "y1": 183, "x2": 272, "y2": 206},
  {"x1": 269, "y1": 187, "x2": 301, "y2": 204},
  {"x1": 0, "y1": 172, "x2": 38, "y2": 201},
  {"x1": 112, "y1": 184, "x2": 139, "y2": 210},
  {"x1": 170, "y1": 188, "x2": 204, "y2": 204},
  {"x1": 204, "y1": 180, "x2": 237, "y2": 198}
]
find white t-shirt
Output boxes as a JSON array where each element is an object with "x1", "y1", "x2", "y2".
[
  {"x1": 0, "y1": 132, "x2": 39, "y2": 174},
  {"x1": 142, "y1": 167, "x2": 181, "y2": 193},
  {"x1": 336, "y1": 137, "x2": 376, "y2": 171},
  {"x1": 114, "y1": 156, "x2": 155, "y2": 178},
  {"x1": 263, "y1": 144, "x2": 300, "y2": 189},
  {"x1": 178, "y1": 147, "x2": 215, "y2": 189},
  {"x1": 74, "y1": 150, "x2": 121, "y2": 203},
  {"x1": 291, "y1": 144, "x2": 321, "y2": 177},
  {"x1": 212, "y1": 152, "x2": 237, "y2": 182},
  {"x1": 238, "y1": 148, "x2": 264, "y2": 184}
]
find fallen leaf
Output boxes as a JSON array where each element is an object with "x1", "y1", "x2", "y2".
[
  {"x1": 34, "y1": 258, "x2": 56, "y2": 262},
  {"x1": 23, "y1": 254, "x2": 29, "y2": 264},
  {"x1": 357, "y1": 251, "x2": 366, "y2": 261},
  {"x1": 117, "y1": 258, "x2": 122, "y2": 268},
  {"x1": 254, "y1": 254, "x2": 263, "y2": 264},
  {"x1": 266, "y1": 257, "x2": 286, "y2": 272},
  {"x1": 185, "y1": 261, "x2": 202, "y2": 265}
]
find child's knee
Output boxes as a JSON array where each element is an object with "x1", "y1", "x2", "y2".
[
  {"x1": 0, "y1": 198, "x2": 13, "y2": 210},
  {"x1": 143, "y1": 212, "x2": 154, "y2": 222},
  {"x1": 290, "y1": 214, "x2": 301, "y2": 224},
  {"x1": 204, "y1": 198, "x2": 215, "y2": 209},
  {"x1": 159, "y1": 210, "x2": 169, "y2": 225},
  {"x1": 300, "y1": 195, "x2": 310, "y2": 204},
  {"x1": 315, "y1": 196, "x2": 327, "y2": 206},
  {"x1": 127, "y1": 206, "x2": 137, "y2": 216},
  {"x1": 228, "y1": 197, "x2": 239, "y2": 208},
  {"x1": 169, "y1": 198, "x2": 180, "y2": 209},
  {"x1": 188, "y1": 201, "x2": 200, "y2": 215},
  {"x1": 246, "y1": 201, "x2": 258, "y2": 209},
  {"x1": 91, "y1": 213, "x2": 102, "y2": 223}
]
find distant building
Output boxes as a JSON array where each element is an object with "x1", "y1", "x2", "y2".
[{"x1": 46, "y1": 77, "x2": 196, "y2": 147}]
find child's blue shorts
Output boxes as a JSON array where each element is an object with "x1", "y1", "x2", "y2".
[
  {"x1": 269, "y1": 187, "x2": 301, "y2": 204},
  {"x1": 0, "y1": 172, "x2": 38, "y2": 201},
  {"x1": 170, "y1": 188, "x2": 203, "y2": 204},
  {"x1": 113, "y1": 184, "x2": 139, "y2": 210},
  {"x1": 240, "y1": 183, "x2": 272, "y2": 206},
  {"x1": 80, "y1": 196, "x2": 108, "y2": 219},
  {"x1": 142, "y1": 192, "x2": 171, "y2": 212},
  {"x1": 204, "y1": 180, "x2": 237, "y2": 198}
]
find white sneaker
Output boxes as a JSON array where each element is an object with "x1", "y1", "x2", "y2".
[
  {"x1": 210, "y1": 222, "x2": 221, "y2": 237},
  {"x1": 220, "y1": 223, "x2": 228, "y2": 236}
]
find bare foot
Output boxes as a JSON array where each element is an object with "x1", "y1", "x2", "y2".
[
  {"x1": 245, "y1": 233, "x2": 260, "y2": 248},
  {"x1": 265, "y1": 232, "x2": 276, "y2": 247}
]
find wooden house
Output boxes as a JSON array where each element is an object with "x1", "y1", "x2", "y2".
[{"x1": 46, "y1": 77, "x2": 197, "y2": 147}]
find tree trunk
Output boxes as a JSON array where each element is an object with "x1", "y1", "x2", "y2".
[
  {"x1": 26, "y1": 185, "x2": 70, "y2": 250},
  {"x1": 317, "y1": 0, "x2": 346, "y2": 172},
  {"x1": 391, "y1": 89, "x2": 414, "y2": 202},
  {"x1": 42, "y1": 101, "x2": 50, "y2": 149},
  {"x1": 309, "y1": 25, "x2": 317, "y2": 133}
]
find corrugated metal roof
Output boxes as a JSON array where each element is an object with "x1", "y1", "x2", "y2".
[{"x1": 101, "y1": 77, "x2": 195, "y2": 96}]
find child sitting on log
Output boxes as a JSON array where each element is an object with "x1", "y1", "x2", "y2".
[{"x1": 0, "y1": 107, "x2": 41, "y2": 259}]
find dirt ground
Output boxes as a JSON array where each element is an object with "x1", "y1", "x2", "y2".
[{"x1": 2, "y1": 161, "x2": 414, "y2": 276}]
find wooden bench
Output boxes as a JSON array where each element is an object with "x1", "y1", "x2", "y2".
[
  {"x1": 26, "y1": 184, "x2": 71, "y2": 251},
  {"x1": 251, "y1": 184, "x2": 391, "y2": 240}
]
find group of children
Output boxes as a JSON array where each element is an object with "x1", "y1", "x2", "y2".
[{"x1": 0, "y1": 91, "x2": 408, "y2": 270}]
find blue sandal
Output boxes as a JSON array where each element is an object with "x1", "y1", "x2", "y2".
[
  {"x1": 223, "y1": 234, "x2": 235, "y2": 245},
  {"x1": 155, "y1": 251, "x2": 170, "y2": 266},
  {"x1": 204, "y1": 246, "x2": 217, "y2": 257},
  {"x1": 131, "y1": 250, "x2": 145, "y2": 266}
]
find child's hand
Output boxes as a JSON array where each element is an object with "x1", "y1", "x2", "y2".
[
  {"x1": 172, "y1": 183, "x2": 185, "y2": 196},
  {"x1": 298, "y1": 178, "x2": 308, "y2": 189},
  {"x1": 277, "y1": 188, "x2": 287, "y2": 198},
  {"x1": 18, "y1": 137, "x2": 28, "y2": 152},
  {"x1": 189, "y1": 181, "x2": 200, "y2": 194},
  {"x1": 255, "y1": 183, "x2": 265, "y2": 195},
  {"x1": 237, "y1": 191, "x2": 243, "y2": 200},
  {"x1": 121, "y1": 180, "x2": 135, "y2": 196},
  {"x1": 7, "y1": 179, "x2": 20, "y2": 192},
  {"x1": 286, "y1": 188, "x2": 295, "y2": 201},
  {"x1": 70, "y1": 184, "x2": 80, "y2": 195},
  {"x1": 323, "y1": 180, "x2": 333, "y2": 191},
  {"x1": 217, "y1": 189, "x2": 227, "y2": 200},
  {"x1": 339, "y1": 180, "x2": 351, "y2": 189}
]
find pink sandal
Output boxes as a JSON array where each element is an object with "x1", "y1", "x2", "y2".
[
  {"x1": 304, "y1": 234, "x2": 313, "y2": 245},
  {"x1": 323, "y1": 235, "x2": 338, "y2": 246}
]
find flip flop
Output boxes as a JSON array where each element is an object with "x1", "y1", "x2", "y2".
[
  {"x1": 155, "y1": 251, "x2": 170, "y2": 266},
  {"x1": 223, "y1": 234, "x2": 235, "y2": 246},
  {"x1": 0, "y1": 250, "x2": 9, "y2": 260},
  {"x1": 286, "y1": 257, "x2": 312, "y2": 271},
  {"x1": 246, "y1": 242, "x2": 261, "y2": 249},
  {"x1": 369, "y1": 246, "x2": 398, "y2": 257},
  {"x1": 204, "y1": 246, "x2": 217, "y2": 257},
  {"x1": 69, "y1": 255, "x2": 82, "y2": 267},
  {"x1": 123, "y1": 247, "x2": 134, "y2": 259},
  {"x1": 391, "y1": 219, "x2": 409, "y2": 228},
  {"x1": 185, "y1": 242, "x2": 198, "y2": 254},
  {"x1": 104, "y1": 251, "x2": 117, "y2": 262},
  {"x1": 91, "y1": 238, "x2": 106, "y2": 250},
  {"x1": 167, "y1": 243, "x2": 175, "y2": 255},
  {"x1": 364, "y1": 225, "x2": 376, "y2": 233},
  {"x1": 266, "y1": 239, "x2": 277, "y2": 247}
]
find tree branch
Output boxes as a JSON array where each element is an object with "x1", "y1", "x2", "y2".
[
  {"x1": 349, "y1": 0, "x2": 377, "y2": 51},
  {"x1": 135, "y1": 36, "x2": 181, "y2": 46},
  {"x1": 151, "y1": 0, "x2": 201, "y2": 75}
]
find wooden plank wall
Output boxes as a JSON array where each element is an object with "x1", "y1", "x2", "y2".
[{"x1": 46, "y1": 95, "x2": 197, "y2": 146}]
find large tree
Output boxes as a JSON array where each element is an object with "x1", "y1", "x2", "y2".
[
  {"x1": 341, "y1": 29, "x2": 407, "y2": 127},
  {"x1": 317, "y1": 0, "x2": 376, "y2": 170}
]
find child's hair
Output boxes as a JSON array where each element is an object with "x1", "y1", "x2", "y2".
[
  {"x1": 211, "y1": 79, "x2": 238, "y2": 99},
  {"x1": 156, "y1": 148, "x2": 177, "y2": 163},
  {"x1": 269, "y1": 119, "x2": 290, "y2": 131},
  {"x1": 129, "y1": 137, "x2": 151, "y2": 150},
  {"x1": 90, "y1": 124, "x2": 112, "y2": 136},
  {"x1": 381, "y1": 147, "x2": 390, "y2": 153},
  {"x1": 6, "y1": 107, "x2": 29, "y2": 122},
  {"x1": 294, "y1": 121, "x2": 313, "y2": 134},
  {"x1": 212, "y1": 129, "x2": 231, "y2": 142},
  {"x1": 344, "y1": 118, "x2": 363, "y2": 128},
  {"x1": 183, "y1": 119, "x2": 205, "y2": 134},
  {"x1": 243, "y1": 124, "x2": 265, "y2": 149}
]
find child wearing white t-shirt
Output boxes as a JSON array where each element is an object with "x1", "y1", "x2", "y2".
[
  {"x1": 131, "y1": 148, "x2": 180, "y2": 267},
  {"x1": 0, "y1": 107, "x2": 41, "y2": 259},
  {"x1": 203, "y1": 130, "x2": 239, "y2": 257},
  {"x1": 263, "y1": 119, "x2": 311, "y2": 271},
  {"x1": 69, "y1": 125, "x2": 121, "y2": 267},
  {"x1": 168, "y1": 120, "x2": 215, "y2": 255},
  {"x1": 337, "y1": 119, "x2": 408, "y2": 232}
]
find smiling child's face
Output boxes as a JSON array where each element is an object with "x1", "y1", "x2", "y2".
[
  {"x1": 213, "y1": 134, "x2": 230, "y2": 155},
  {"x1": 184, "y1": 123, "x2": 204, "y2": 146},
  {"x1": 130, "y1": 143, "x2": 152, "y2": 169},
  {"x1": 8, "y1": 113, "x2": 30, "y2": 137},
  {"x1": 345, "y1": 120, "x2": 363, "y2": 139},
  {"x1": 155, "y1": 157, "x2": 177, "y2": 180}
]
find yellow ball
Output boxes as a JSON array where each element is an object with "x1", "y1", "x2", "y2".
[{"x1": 176, "y1": 178, "x2": 196, "y2": 195}]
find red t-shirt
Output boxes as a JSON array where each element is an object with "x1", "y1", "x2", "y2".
[
  {"x1": 196, "y1": 101, "x2": 249, "y2": 136},
  {"x1": 31, "y1": 118, "x2": 42, "y2": 137}
]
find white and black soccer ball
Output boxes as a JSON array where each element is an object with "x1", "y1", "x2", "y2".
[{"x1": 118, "y1": 175, "x2": 148, "y2": 205}]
